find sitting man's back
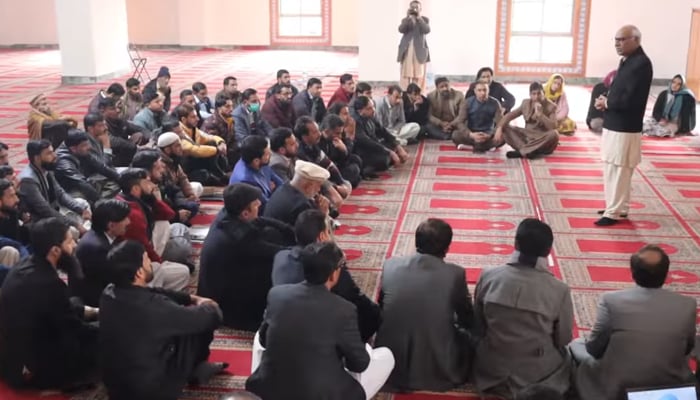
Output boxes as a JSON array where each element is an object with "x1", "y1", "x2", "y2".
[
  {"x1": 572, "y1": 245, "x2": 696, "y2": 400},
  {"x1": 375, "y1": 218, "x2": 473, "y2": 392}
]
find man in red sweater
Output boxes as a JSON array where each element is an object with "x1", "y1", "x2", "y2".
[
  {"x1": 327, "y1": 74, "x2": 355, "y2": 109},
  {"x1": 116, "y1": 168, "x2": 190, "y2": 291}
]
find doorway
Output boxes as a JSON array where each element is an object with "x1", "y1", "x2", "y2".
[{"x1": 687, "y1": 9, "x2": 700, "y2": 101}]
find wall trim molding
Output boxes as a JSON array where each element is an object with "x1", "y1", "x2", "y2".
[
  {"x1": 0, "y1": 44, "x2": 359, "y2": 52},
  {"x1": 61, "y1": 68, "x2": 130, "y2": 85}
]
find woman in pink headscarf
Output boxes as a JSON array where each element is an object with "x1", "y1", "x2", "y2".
[{"x1": 586, "y1": 70, "x2": 617, "y2": 133}]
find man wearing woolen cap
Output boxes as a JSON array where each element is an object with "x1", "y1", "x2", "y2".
[
  {"x1": 157, "y1": 131, "x2": 202, "y2": 224},
  {"x1": 263, "y1": 160, "x2": 332, "y2": 226}
]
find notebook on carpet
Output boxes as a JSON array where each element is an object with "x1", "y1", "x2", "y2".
[{"x1": 626, "y1": 383, "x2": 697, "y2": 400}]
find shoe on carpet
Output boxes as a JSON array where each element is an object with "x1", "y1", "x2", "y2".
[
  {"x1": 594, "y1": 217, "x2": 618, "y2": 226},
  {"x1": 506, "y1": 151, "x2": 522, "y2": 159},
  {"x1": 456, "y1": 144, "x2": 470, "y2": 151},
  {"x1": 597, "y1": 210, "x2": 629, "y2": 218}
]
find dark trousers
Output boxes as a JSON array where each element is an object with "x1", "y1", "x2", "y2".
[
  {"x1": 356, "y1": 150, "x2": 390, "y2": 176},
  {"x1": 424, "y1": 123, "x2": 453, "y2": 140},
  {"x1": 339, "y1": 155, "x2": 363, "y2": 188},
  {"x1": 184, "y1": 155, "x2": 227, "y2": 186}
]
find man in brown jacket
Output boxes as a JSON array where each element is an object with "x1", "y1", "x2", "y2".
[
  {"x1": 202, "y1": 94, "x2": 239, "y2": 167},
  {"x1": 494, "y1": 82, "x2": 559, "y2": 159},
  {"x1": 426, "y1": 77, "x2": 463, "y2": 140}
]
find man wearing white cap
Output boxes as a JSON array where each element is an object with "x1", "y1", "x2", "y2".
[
  {"x1": 157, "y1": 131, "x2": 202, "y2": 221},
  {"x1": 263, "y1": 160, "x2": 331, "y2": 226}
]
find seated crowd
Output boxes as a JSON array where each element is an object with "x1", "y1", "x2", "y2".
[{"x1": 0, "y1": 65, "x2": 696, "y2": 400}]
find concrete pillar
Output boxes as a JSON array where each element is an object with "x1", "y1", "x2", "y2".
[{"x1": 55, "y1": 0, "x2": 130, "y2": 84}]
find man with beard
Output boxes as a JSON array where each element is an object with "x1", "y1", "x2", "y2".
[
  {"x1": 202, "y1": 94, "x2": 239, "y2": 167},
  {"x1": 0, "y1": 218, "x2": 99, "y2": 390},
  {"x1": 269, "y1": 127, "x2": 299, "y2": 182},
  {"x1": 261, "y1": 84, "x2": 295, "y2": 129},
  {"x1": 83, "y1": 113, "x2": 115, "y2": 169},
  {"x1": 99, "y1": 96, "x2": 151, "y2": 167},
  {"x1": 265, "y1": 69, "x2": 299, "y2": 100},
  {"x1": 122, "y1": 78, "x2": 142, "y2": 121},
  {"x1": 143, "y1": 66, "x2": 172, "y2": 112},
  {"x1": 292, "y1": 78, "x2": 327, "y2": 124},
  {"x1": 18, "y1": 140, "x2": 91, "y2": 236},
  {"x1": 452, "y1": 80, "x2": 504, "y2": 153},
  {"x1": 55, "y1": 131, "x2": 120, "y2": 205},
  {"x1": 132, "y1": 91, "x2": 166, "y2": 133},
  {"x1": 27, "y1": 93, "x2": 78, "y2": 148},
  {"x1": 175, "y1": 103, "x2": 229, "y2": 186},
  {"x1": 157, "y1": 132, "x2": 201, "y2": 225},
  {"x1": 0, "y1": 179, "x2": 27, "y2": 285},
  {"x1": 100, "y1": 240, "x2": 226, "y2": 400},
  {"x1": 319, "y1": 113, "x2": 362, "y2": 188},
  {"x1": 426, "y1": 77, "x2": 464, "y2": 140},
  {"x1": 230, "y1": 135, "x2": 284, "y2": 209},
  {"x1": 116, "y1": 168, "x2": 191, "y2": 291},
  {"x1": 217, "y1": 76, "x2": 241, "y2": 107}
]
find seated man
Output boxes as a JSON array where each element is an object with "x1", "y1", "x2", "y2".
[
  {"x1": 216, "y1": 76, "x2": 241, "y2": 107},
  {"x1": 264, "y1": 69, "x2": 299, "y2": 100},
  {"x1": 100, "y1": 96, "x2": 151, "y2": 167},
  {"x1": 116, "y1": 168, "x2": 191, "y2": 291},
  {"x1": 349, "y1": 82, "x2": 374, "y2": 118},
  {"x1": 246, "y1": 241, "x2": 395, "y2": 400},
  {"x1": 272, "y1": 209, "x2": 381, "y2": 342},
  {"x1": 269, "y1": 127, "x2": 298, "y2": 182},
  {"x1": 465, "y1": 67, "x2": 516, "y2": 113},
  {"x1": 352, "y1": 96, "x2": 408, "y2": 177},
  {"x1": 28, "y1": 93, "x2": 78, "y2": 148},
  {"x1": 72, "y1": 199, "x2": 131, "y2": 307},
  {"x1": 376, "y1": 218, "x2": 473, "y2": 392},
  {"x1": 0, "y1": 218, "x2": 99, "y2": 390},
  {"x1": 261, "y1": 84, "x2": 295, "y2": 129},
  {"x1": 571, "y1": 245, "x2": 696, "y2": 400},
  {"x1": 132, "y1": 91, "x2": 166, "y2": 133},
  {"x1": 202, "y1": 94, "x2": 239, "y2": 166},
  {"x1": 264, "y1": 160, "x2": 330, "y2": 226},
  {"x1": 143, "y1": 66, "x2": 172, "y2": 112},
  {"x1": 174, "y1": 103, "x2": 228, "y2": 186},
  {"x1": 327, "y1": 73, "x2": 355, "y2": 109},
  {"x1": 375, "y1": 85, "x2": 420, "y2": 145},
  {"x1": 473, "y1": 218, "x2": 573, "y2": 398},
  {"x1": 122, "y1": 77, "x2": 142, "y2": 121},
  {"x1": 0, "y1": 179, "x2": 28, "y2": 286},
  {"x1": 452, "y1": 80, "x2": 504, "y2": 153},
  {"x1": 0, "y1": 142, "x2": 9, "y2": 166},
  {"x1": 197, "y1": 183, "x2": 294, "y2": 330},
  {"x1": 157, "y1": 132, "x2": 201, "y2": 225},
  {"x1": 403, "y1": 83, "x2": 430, "y2": 131},
  {"x1": 18, "y1": 140, "x2": 91, "y2": 236},
  {"x1": 55, "y1": 131, "x2": 120, "y2": 205},
  {"x1": 494, "y1": 82, "x2": 559, "y2": 159},
  {"x1": 192, "y1": 81, "x2": 213, "y2": 121},
  {"x1": 100, "y1": 240, "x2": 226, "y2": 399},
  {"x1": 426, "y1": 77, "x2": 464, "y2": 140},
  {"x1": 319, "y1": 113, "x2": 362, "y2": 188},
  {"x1": 87, "y1": 82, "x2": 126, "y2": 114},
  {"x1": 586, "y1": 70, "x2": 616, "y2": 134},
  {"x1": 233, "y1": 88, "x2": 272, "y2": 142},
  {"x1": 292, "y1": 78, "x2": 327, "y2": 124},
  {"x1": 83, "y1": 113, "x2": 116, "y2": 171},
  {"x1": 229, "y1": 135, "x2": 284, "y2": 208}
]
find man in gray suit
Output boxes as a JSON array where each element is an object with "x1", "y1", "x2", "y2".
[
  {"x1": 571, "y1": 245, "x2": 697, "y2": 400},
  {"x1": 397, "y1": 0, "x2": 430, "y2": 90},
  {"x1": 375, "y1": 218, "x2": 473, "y2": 392},
  {"x1": 473, "y1": 218, "x2": 573, "y2": 398}
]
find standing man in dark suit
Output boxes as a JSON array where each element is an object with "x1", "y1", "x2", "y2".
[
  {"x1": 246, "y1": 242, "x2": 395, "y2": 400},
  {"x1": 594, "y1": 25, "x2": 653, "y2": 226},
  {"x1": 375, "y1": 218, "x2": 473, "y2": 392},
  {"x1": 398, "y1": 0, "x2": 430, "y2": 90},
  {"x1": 72, "y1": 199, "x2": 131, "y2": 307}
]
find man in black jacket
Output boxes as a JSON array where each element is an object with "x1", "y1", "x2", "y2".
[
  {"x1": 247, "y1": 241, "x2": 394, "y2": 400},
  {"x1": 143, "y1": 66, "x2": 172, "y2": 112},
  {"x1": 319, "y1": 113, "x2": 363, "y2": 188},
  {"x1": 197, "y1": 183, "x2": 295, "y2": 331},
  {"x1": 55, "y1": 131, "x2": 120, "y2": 205},
  {"x1": 0, "y1": 218, "x2": 99, "y2": 389},
  {"x1": 99, "y1": 96, "x2": 151, "y2": 167},
  {"x1": 593, "y1": 25, "x2": 653, "y2": 226},
  {"x1": 272, "y1": 209, "x2": 381, "y2": 342},
  {"x1": 72, "y1": 199, "x2": 131, "y2": 307},
  {"x1": 292, "y1": 77, "x2": 327, "y2": 124},
  {"x1": 403, "y1": 83, "x2": 430, "y2": 131},
  {"x1": 100, "y1": 240, "x2": 226, "y2": 400}
]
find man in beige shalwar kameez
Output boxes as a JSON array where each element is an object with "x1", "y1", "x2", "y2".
[{"x1": 397, "y1": 1, "x2": 430, "y2": 91}]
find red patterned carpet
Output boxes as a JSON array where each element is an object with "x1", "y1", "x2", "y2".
[{"x1": 0, "y1": 48, "x2": 698, "y2": 400}]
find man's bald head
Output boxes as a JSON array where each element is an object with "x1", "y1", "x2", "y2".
[
  {"x1": 630, "y1": 245, "x2": 670, "y2": 288},
  {"x1": 615, "y1": 25, "x2": 642, "y2": 56}
]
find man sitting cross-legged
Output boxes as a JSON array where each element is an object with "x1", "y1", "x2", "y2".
[
  {"x1": 327, "y1": 73, "x2": 355, "y2": 109},
  {"x1": 230, "y1": 135, "x2": 285, "y2": 210},
  {"x1": 425, "y1": 77, "x2": 464, "y2": 140},
  {"x1": 375, "y1": 85, "x2": 421, "y2": 146},
  {"x1": 202, "y1": 94, "x2": 239, "y2": 166},
  {"x1": 292, "y1": 77, "x2": 327, "y2": 124},
  {"x1": 246, "y1": 241, "x2": 395, "y2": 400},
  {"x1": 28, "y1": 93, "x2": 79, "y2": 148},
  {"x1": 0, "y1": 218, "x2": 99, "y2": 390},
  {"x1": 132, "y1": 90, "x2": 166, "y2": 134},
  {"x1": 197, "y1": 183, "x2": 295, "y2": 331},
  {"x1": 157, "y1": 131, "x2": 201, "y2": 226},
  {"x1": 452, "y1": 80, "x2": 504, "y2": 153},
  {"x1": 570, "y1": 245, "x2": 697, "y2": 400},
  {"x1": 261, "y1": 84, "x2": 296, "y2": 130},
  {"x1": 264, "y1": 160, "x2": 331, "y2": 227},
  {"x1": 271, "y1": 209, "x2": 381, "y2": 342},
  {"x1": 319, "y1": 113, "x2": 363, "y2": 189},
  {"x1": 264, "y1": 69, "x2": 299, "y2": 100},
  {"x1": 494, "y1": 81, "x2": 559, "y2": 159},
  {"x1": 100, "y1": 240, "x2": 226, "y2": 400}
]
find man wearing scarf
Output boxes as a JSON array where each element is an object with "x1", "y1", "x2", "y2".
[
  {"x1": 27, "y1": 94, "x2": 78, "y2": 148},
  {"x1": 644, "y1": 74, "x2": 696, "y2": 137},
  {"x1": 473, "y1": 219, "x2": 573, "y2": 398},
  {"x1": 543, "y1": 73, "x2": 576, "y2": 135}
]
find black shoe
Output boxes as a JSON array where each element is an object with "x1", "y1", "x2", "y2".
[
  {"x1": 506, "y1": 151, "x2": 522, "y2": 159},
  {"x1": 597, "y1": 210, "x2": 629, "y2": 218},
  {"x1": 594, "y1": 217, "x2": 618, "y2": 226}
]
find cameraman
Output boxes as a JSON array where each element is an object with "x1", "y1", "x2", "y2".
[{"x1": 397, "y1": 1, "x2": 431, "y2": 91}]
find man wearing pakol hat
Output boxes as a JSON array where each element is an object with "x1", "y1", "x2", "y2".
[
  {"x1": 263, "y1": 160, "x2": 331, "y2": 227},
  {"x1": 27, "y1": 93, "x2": 78, "y2": 148},
  {"x1": 143, "y1": 66, "x2": 173, "y2": 112},
  {"x1": 157, "y1": 130, "x2": 202, "y2": 223}
]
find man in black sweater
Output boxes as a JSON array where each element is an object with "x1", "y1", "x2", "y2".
[{"x1": 593, "y1": 25, "x2": 653, "y2": 226}]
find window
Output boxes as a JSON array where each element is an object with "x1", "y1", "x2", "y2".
[
  {"x1": 495, "y1": 0, "x2": 590, "y2": 76},
  {"x1": 270, "y1": 0, "x2": 331, "y2": 46}
]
